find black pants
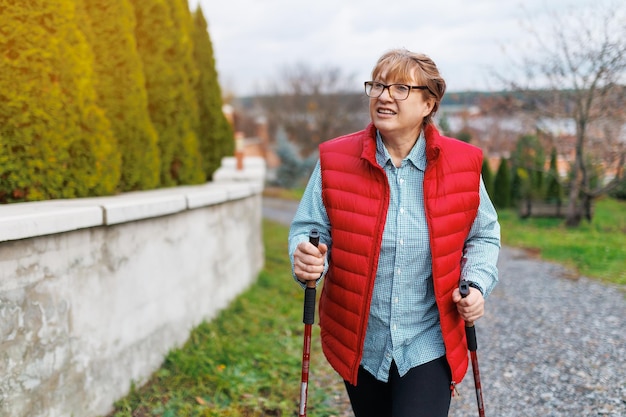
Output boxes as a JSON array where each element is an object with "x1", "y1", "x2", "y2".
[{"x1": 344, "y1": 357, "x2": 452, "y2": 417}]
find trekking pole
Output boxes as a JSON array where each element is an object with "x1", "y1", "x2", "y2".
[
  {"x1": 459, "y1": 280, "x2": 486, "y2": 417},
  {"x1": 299, "y1": 229, "x2": 320, "y2": 417}
]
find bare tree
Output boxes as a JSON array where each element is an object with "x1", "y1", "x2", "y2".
[
  {"x1": 500, "y1": 2, "x2": 626, "y2": 226},
  {"x1": 256, "y1": 63, "x2": 368, "y2": 158}
]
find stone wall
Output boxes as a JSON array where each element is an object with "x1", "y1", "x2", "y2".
[{"x1": 0, "y1": 158, "x2": 265, "y2": 417}]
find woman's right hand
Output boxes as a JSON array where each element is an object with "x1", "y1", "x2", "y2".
[{"x1": 293, "y1": 240, "x2": 328, "y2": 284}]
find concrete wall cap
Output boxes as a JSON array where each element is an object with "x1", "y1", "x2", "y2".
[{"x1": 0, "y1": 180, "x2": 262, "y2": 242}]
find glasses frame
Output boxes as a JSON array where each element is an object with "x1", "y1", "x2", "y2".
[{"x1": 364, "y1": 81, "x2": 433, "y2": 101}]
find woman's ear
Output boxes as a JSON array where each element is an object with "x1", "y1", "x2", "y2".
[{"x1": 422, "y1": 97, "x2": 436, "y2": 117}]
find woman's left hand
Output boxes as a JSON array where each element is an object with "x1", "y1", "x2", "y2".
[{"x1": 452, "y1": 287, "x2": 485, "y2": 324}]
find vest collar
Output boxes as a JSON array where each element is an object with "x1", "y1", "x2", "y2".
[
  {"x1": 360, "y1": 123, "x2": 379, "y2": 165},
  {"x1": 425, "y1": 124, "x2": 442, "y2": 163}
]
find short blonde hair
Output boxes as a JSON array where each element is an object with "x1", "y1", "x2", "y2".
[{"x1": 371, "y1": 49, "x2": 446, "y2": 127}]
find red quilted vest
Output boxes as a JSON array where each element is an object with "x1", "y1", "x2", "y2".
[{"x1": 318, "y1": 123, "x2": 482, "y2": 387}]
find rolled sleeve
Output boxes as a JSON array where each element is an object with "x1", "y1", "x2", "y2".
[
  {"x1": 461, "y1": 177, "x2": 501, "y2": 298},
  {"x1": 288, "y1": 160, "x2": 332, "y2": 286}
]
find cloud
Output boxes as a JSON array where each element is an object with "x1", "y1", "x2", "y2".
[{"x1": 188, "y1": 0, "x2": 604, "y2": 95}]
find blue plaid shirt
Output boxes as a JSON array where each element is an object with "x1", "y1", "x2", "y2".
[{"x1": 289, "y1": 130, "x2": 500, "y2": 382}]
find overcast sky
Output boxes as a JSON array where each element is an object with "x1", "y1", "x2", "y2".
[{"x1": 188, "y1": 0, "x2": 598, "y2": 96}]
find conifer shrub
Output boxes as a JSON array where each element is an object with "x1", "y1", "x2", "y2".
[
  {"x1": 192, "y1": 7, "x2": 234, "y2": 180},
  {"x1": 493, "y1": 157, "x2": 512, "y2": 209},
  {"x1": 83, "y1": 0, "x2": 161, "y2": 191},
  {"x1": 0, "y1": 0, "x2": 120, "y2": 202},
  {"x1": 130, "y1": 0, "x2": 204, "y2": 186},
  {"x1": 168, "y1": 0, "x2": 206, "y2": 185},
  {"x1": 545, "y1": 147, "x2": 562, "y2": 203},
  {"x1": 482, "y1": 158, "x2": 495, "y2": 199},
  {"x1": 273, "y1": 126, "x2": 316, "y2": 188}
]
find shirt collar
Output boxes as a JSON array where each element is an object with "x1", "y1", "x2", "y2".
[{"x1": 375, "y1": 130, "x2": 427, "y2": 171}]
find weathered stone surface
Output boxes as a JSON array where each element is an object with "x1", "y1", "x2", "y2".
[{"x1": 0, "y1": 160, "x2": 265, "y2": 417}]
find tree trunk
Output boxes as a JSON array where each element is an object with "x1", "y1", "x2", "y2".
[
  {"x1": 565, "y1": 183, "x2": 582, "y2": 227},
  {"x1": 565, "y1": 129, "x2": 586, "y2": 227}
]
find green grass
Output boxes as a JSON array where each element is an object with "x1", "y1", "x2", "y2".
[
  {"x1": 263, "y1": 186, "x2": 306, "y2": 201},
  {"x1": 106, "y1": 220, "x2": 341, "y2": 417},
  {"x1": 498, "y1": 197, "x2": 626, "y2": 285}
]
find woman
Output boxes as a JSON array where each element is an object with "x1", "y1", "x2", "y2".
[{"x1": 289, "y1": 48, "x2": 500, "y2": 417}]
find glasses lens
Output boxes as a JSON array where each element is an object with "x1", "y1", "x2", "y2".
[
  {"x1": 365, "y1": 82, "x2": 382, "y2": 97},
  {"x1": 390, "y1": 85, "x2": 410, "y2": 100}
]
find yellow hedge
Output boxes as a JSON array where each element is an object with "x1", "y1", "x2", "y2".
[
  {"x1": 0, "y1": 0, "x2": 120, "y2": 202},
  {"x1": 83, "y1": 0, "x2": 161, "y2": 191},
  {"x1": 130, "y1": 0, "x2": 204, "y2": 186},
  {"x1": 193, "y1": 7, "x2": 234, "y2": 180},
  {"x1": 0, "y1": 0, "x2": 231, "y2": 201}
]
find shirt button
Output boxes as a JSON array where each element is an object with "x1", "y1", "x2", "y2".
[
  {"x1": 394, "y1": 297, "x2": 399, "y2": 304},
  {"x1": 399, "y1": 238, "x2": 404, "y2": 245},
  {"x1": 393, "y1": 324, "x2": 397, "y2": 331},
  {"x1": 400, "y1": 208, "x2": 405, "y2": 214},
  {"x1": 399, "y1": 178, "x2": 404, "y2": 185}
]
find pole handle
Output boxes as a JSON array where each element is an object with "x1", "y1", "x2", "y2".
[
  {"x1": 303, "y1": 230, "x2": 319, "y2": 324},
  {"x1": 459, "y1": 279, "x2": 471, "y2": 298},
  {"x1": 309, "y1": 229, "x2": 320, "y2": 247},
  {"x1": 459, "y1": 280, "x2": 478, "y2": 352},
  {"x1": 459, "y1": 280, "x2": 486, "y2": 416}
]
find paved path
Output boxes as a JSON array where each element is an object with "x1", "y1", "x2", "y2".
[
  {"x1": 263, "y1": 197, "x2": 626, "y2": 417},
  {"x1": 262, "y1": 196, "x2": 300, "y2": 226}
]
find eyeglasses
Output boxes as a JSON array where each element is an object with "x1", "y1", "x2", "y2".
[{"x1": 364, "y1": 81, "x2": 432, "y2": 100}]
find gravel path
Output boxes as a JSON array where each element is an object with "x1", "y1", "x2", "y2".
[
  {"x1": 263, "y1": 198, "x2": 626, "y2": 417},
  {"x1": 449, "y1": 247, "x2": 625, "y2": 417}
]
